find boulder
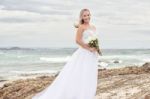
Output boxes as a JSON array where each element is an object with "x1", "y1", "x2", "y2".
[{"x1": 142, "y1": 62, "x2": 150, "y2": 72}]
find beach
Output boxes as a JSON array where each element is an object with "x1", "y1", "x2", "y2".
[
  {"x1": 0, "y1": 0, "x2": 150, "y2": 98},
  {"x1": 0, "y1": 62, "x2": 150, "y2": 99}
]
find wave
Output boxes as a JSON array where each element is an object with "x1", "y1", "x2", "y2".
[
  {"x1": 10, "y1": 70, "x2": 58, "y2": 76},
  {"x1": 98, "y1": 55, "x2": 141, "y2": 59},
  {"x1": 98, "y1": 62, "x2": 108, "y2": 67},
  {"x1": 40, "y1": 56, "x2": 71, "y2": 63},
  {"x1": 142, "y1": 58, "x2": 150, "y2": 62},
  {"x1": 0, "y1": 52, "x2": 4, "y2": 55}
]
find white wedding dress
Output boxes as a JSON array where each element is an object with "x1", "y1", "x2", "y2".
[{"x1": 32, "y1": 28, "x2": 99, "y2": 99}]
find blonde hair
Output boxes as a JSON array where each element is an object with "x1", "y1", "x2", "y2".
[{"x1": 74, "y1": 8, "x2": 91, "y2": 28}]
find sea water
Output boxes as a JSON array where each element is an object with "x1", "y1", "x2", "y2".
[{"x1": 0, "y1": 47, "x2": 149, "y2": 81}]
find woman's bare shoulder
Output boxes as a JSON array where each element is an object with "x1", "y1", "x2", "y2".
[
  {"x1": 79, "y1": 24, "x2": 86, "y2": 29},
  {"x1": 77, "y1": 24, "x2": 86, "y2": 32},
  {"x1": 76, "y1": 24, "x2": 85, "y2": 34},
  {"x1": 91, "y1": 24, "x2": 96, "y2": 30}
]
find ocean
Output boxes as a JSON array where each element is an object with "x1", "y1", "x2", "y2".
[{"x1": 0, "y1": 47, "x2": 150, "y2": 81}]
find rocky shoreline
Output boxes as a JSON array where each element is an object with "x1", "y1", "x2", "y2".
[{"x1": 0, "y1": 62, "x2": 150, "y2": 99}]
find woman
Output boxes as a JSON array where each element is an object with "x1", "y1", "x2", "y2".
[{"x1": 32, "y1": 8, "x2": 101, "y2": 99}]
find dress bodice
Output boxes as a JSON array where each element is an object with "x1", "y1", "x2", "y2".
[{"x1": 82, "y1": 28, "x2": 98, "y2": 44}]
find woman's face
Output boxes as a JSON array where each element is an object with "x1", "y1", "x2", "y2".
[{"x1": 81, "y1": 11, "x2": 91, "y2": 24}]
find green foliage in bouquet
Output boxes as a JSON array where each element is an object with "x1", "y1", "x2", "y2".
[{"x1": 88, "y1": 38, "x2": 102, "y2": 55}]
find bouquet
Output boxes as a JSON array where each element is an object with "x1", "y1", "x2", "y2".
[{"x1": 87, "y1": 34, "x2": 102, "y2": 55}]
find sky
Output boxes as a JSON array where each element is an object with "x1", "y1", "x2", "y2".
[{"x1": 0, "y1": 0, "x2": 150, "y2": 49}]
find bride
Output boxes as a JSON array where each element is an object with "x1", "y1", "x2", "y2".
[{"x1": 32, "y1": 8, "x2": 102, "y2": 99}]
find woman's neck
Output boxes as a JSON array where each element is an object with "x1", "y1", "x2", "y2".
[
  {"x1": 83, "y1": 23, "x2": 92, "y2": 29},
  {"x1": 83, "y1": 22, "x2": 90, "y2": 26}
]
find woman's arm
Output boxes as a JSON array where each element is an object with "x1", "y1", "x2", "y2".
[{"x1": 75, "y1": 25, "x2": 90, "y2": 50}]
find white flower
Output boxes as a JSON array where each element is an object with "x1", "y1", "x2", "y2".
[
  {"x1": 91, "y1": 36, "x2": 97, "y2": 40},
  {"x1": 90, "y1": 34, "x2": 98, "y2": 40},
  {"x1": 87, "y1": 36, "x2": 92, "y2": 42},
  {"x1": 85, "y1": 34, "x2": 99, "y2": 43}
]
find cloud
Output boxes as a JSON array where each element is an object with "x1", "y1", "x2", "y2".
[
  {"x1": 0, "y1": 9, "x2": 73, "y2": 23},
  {"x1": 0, "y1": 0, "x2": 75, "y2": 15},
  {"x1": 0, "y1": 0, "x2": 150, "y2": 48}
]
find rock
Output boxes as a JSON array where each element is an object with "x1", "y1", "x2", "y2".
[
  {"x1": 145, "y1": 94, "x2": 150, "y2": 99},
  {"x1": 55, "y1": 71, "x2": 60, "y2": 77},
  {"x1": 3, "y1": 83, "x2": 12, "y2": 87},
  {"x1": 143, "y1": 62, "x2": 150, "y2": 67},
  {"x1": 0, "y1": 80, "x2": 7, "y2": 82},
  {"x1": 1, "y1": 64, "x2": 150, "y2": 99},
  {"x1": 98, "y1": 65, "x2": 150, "y2": 78},
  {"x1": 113, "y1": 60, "x2": 120, "y2": 63},
  {"x1": 0, "y1": 76, "x2": 55, "y2": 99},
  {"x1": 142, "y1": 62, "x2": 150, "y2": 72}
]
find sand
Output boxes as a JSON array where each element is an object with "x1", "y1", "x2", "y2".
[{"x1": 0, "y1": 62, "x2": 150, "y2": 99}]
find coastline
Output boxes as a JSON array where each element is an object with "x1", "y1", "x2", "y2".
[{"x1": 0, "y1": 62, "x2": 150, "y2": 99}]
